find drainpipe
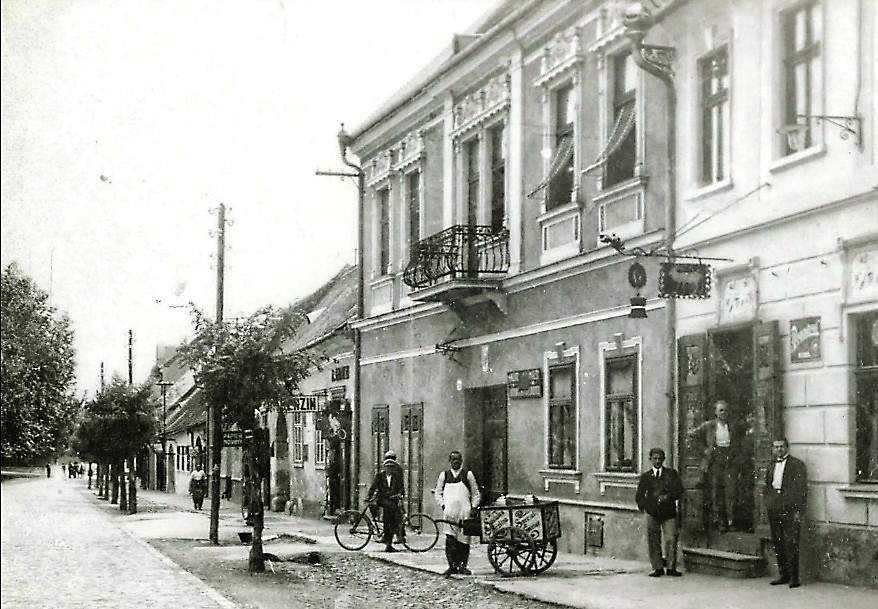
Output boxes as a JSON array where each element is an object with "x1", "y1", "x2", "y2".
[
  {"x1": 337, "y1": 125, "x2": 365, "y2": 509},
  {"x1": 623, "y1": 4, "x2": 678, "y2": 465}
]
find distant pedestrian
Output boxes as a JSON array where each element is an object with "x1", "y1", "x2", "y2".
[
  {"x1": 635, "y1": 448, "x2": 684, "y2": 577},
  {"x1": 188, "y1": 464, "x2": 208, "y2": 510},
  {"x1": 765, "y1": 438, "x2": 807, "y2": 589},
  {"x1": 87, "y1": 464, "x2": 94, "y2": 489},
  {"x1": 78, "y1": 464, "x2": 85, "y2": 478},
  {"x1": 46, "y1": 463, "x2": 51, "y2": 478},
  {"x1": 61, "y1": 464, "x2": 66, "y2": 477},
  {"x1": 435, "y1": 450, "x2": 480, "y2": 577}
]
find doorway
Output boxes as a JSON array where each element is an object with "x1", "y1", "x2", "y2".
[{"x1": 476, "y1": 385, "x2": 508, "y2": 504}]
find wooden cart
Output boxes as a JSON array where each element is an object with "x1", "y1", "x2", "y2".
[{"x1": 476, "y1": 500, "x2": 562, "y2": 576}]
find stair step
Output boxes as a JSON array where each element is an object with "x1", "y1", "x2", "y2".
[{"x1": 682, "y1": 547, "x2": 766, "y2": 579}]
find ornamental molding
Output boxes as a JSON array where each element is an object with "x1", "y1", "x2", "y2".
[
  {"x1": 534, "y1": 27, "x2": 584, "y2": 89},
  {"x1": 450, "y1": 72, "x2": 511, "y2": 141},
  {"x1": 365, "y1": 129, "x2": 426, "y2": 187}
]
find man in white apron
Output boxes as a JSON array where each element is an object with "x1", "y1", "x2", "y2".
[{"x1": 435, "y1": 450, "x2": 480, "y2": 576}]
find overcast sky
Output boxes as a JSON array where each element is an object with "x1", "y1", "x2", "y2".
[{"x1": 1, "y1": 0, "x2": 498, "y2": 396}]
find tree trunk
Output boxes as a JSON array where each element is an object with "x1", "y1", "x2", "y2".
[
  {"x1": 98, "y1": 462, "x2": 108, "y2": 499},
  {"x1": 119, "y1": 461, "x2": 128, "y2": 511},
  {"x1": 248, "y1": 468, "x2": 265, "y2": 573},
  {"x1": 127, "y1": 457, "x2": 137, "y2": 514},
  {"x1": 110, "y1": 462, "x2": 119, "y2": 504},
  {"x1": 103, "y1": 462, "x2": 111, "y2": 499}
]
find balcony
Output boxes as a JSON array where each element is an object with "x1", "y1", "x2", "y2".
[{"x1": 402, "y1": 224, "x2": 510, "y2": 309}]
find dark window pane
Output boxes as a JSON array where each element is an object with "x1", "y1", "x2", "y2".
[
  {"x1": 408, "y1": 171, "x2": 420, "y2": 253},
  {"x1": 490, "y1": 125, "x2": 506, "y2": 231},
  {"x1": 379, "y1": 189, "x2": 390, "y2": 274}
]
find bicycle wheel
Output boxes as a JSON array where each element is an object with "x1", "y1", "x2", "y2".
[
  {"x1": 402, "y1": 513, "x2": 439, "y2": 552},
  {"x1": 334, "y1": 510, "x2": 373, "y2": 551}
]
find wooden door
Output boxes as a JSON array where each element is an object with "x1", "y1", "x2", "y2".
[
  {"x1": 371, "y1": 405, "x2": 389, "y2": 477},
  {"x1": 678, "y1": 333, "x2": 709, "y2": 537},
  {"x1": 401, "y1": 403, "x2": 424, "y2": 515},
  {"x1": 482, "y1": 386, "x2": 508, "y2": 503},
  {"x1": 752, "y1": 320, "x2": 782, "y2": 534}
]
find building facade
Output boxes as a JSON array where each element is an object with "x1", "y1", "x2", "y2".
[{"x1": 346, "y1": 0, "x2": 877, "y2": 586}]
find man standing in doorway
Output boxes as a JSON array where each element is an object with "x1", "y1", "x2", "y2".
[
  {"x1": 765, "y1": 438, "x2": 807, "y2": 589},
  {"x1": 435, "y1": 451, "x2": 480, "y2": 577},
  {"x1": 635, "y1": 448, "x2": 684, "y2": 577},
  {"x1": 687, "y1": 400, "x2": 744, "y2": 531}
]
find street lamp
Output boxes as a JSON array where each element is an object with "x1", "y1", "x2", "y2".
[
  {"x1": 623, "y1": 2, "x2": 679, "y2": 465},
  {"x1": 156, "y1": 378, "x2": 173, "y2": 492}
]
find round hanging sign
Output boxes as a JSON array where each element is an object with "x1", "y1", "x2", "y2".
[{"x1": 628, "y1": 262, "x2": 647, "y2": 289}]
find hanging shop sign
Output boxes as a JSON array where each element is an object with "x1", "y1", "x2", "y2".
[
  {"x1": 790, "y1": 317, "x2": 821, "y2": 363},
  {"x1": 507, "y1": 369, "x2": 543, "y2": 399},
  {"x1": 658, "y1": 262, "x2": 711, "y2": 299},
  {"x1": 331, "y1": 365, "x2": 350, "y2": 382},
  {"x1": 628, "y1": 262, "x2": 647, "y2": 289},
  {"x1": 222, "y1": 429, "x2": 244, "y2": 447}
]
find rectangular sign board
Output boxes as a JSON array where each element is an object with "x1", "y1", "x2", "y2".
[{"x1": 222, "y1": 430, "x2": 243, "y2": 447}]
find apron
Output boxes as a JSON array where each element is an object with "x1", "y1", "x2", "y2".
[{"x1": 442, "y1": 471, "x2": 474, "y2": 544}]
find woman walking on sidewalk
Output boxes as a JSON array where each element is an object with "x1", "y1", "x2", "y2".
[{"x1": 189, "y1": 464, "x2": 207, "y2": 510}]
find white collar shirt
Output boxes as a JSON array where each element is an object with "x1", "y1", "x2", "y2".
[
  {"x1": 772, "y1": 457, "x2": 788, "y2": 490},
  {"x1": 715, "y1": 421, "x2": 731, "y2": 447},
  {"x1": 653, "y1": 467, "x2": 663, "y2": 478}
]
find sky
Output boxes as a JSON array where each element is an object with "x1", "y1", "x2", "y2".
[{"x1": 1, "y1": 0, "x2": 498, "y2": 396}]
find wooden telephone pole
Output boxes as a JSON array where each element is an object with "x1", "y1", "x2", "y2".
[{"x1": 209, "y1": 203, "x2": 226, "y2": 544}]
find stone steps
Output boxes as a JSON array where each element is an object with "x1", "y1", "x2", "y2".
[{"x1": 682, "y1": 547, "x2": 766, "y2": 578}]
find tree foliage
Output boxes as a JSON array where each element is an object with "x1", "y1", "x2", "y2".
[
  {"x1": 72, "y1": 377, "x2": 157, "y2": 464},
  {"x1": 1, "y1": 263, "x2": 79, "y2": 461},
  {"x1": 177, "y1": 306, "x2": 315, "y2": 430}
]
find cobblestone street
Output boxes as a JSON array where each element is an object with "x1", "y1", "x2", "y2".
[{"x1": 0, "y1": 476, "x2": 235, "y2": 609}]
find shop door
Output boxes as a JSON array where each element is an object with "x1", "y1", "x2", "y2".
[
  {"x1": 401, "y1": 403, "x2": 424, "y2": 515},
  {"x1": 481, "y1": 385, "x2": 508, "y2": 504},
  {"x1": 371, "y1": 405, "x2": 389, "y2": 477}
]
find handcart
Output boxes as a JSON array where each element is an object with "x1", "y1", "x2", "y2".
[{"x1": 475, "y1": 499, "x2": 561, "y2": 576}]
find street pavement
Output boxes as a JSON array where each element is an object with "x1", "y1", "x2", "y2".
[{"x1": 0, "y1": 473, "x2": 238, "y2": 609}]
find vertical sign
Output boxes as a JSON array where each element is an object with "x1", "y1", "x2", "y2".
[{"x1": 789, "y1": 317, "x2": 821, "y2": 363}]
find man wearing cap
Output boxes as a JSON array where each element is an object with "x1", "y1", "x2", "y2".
[{"x1": 367, "y1": 450, "x2": 405, "y2": 552}]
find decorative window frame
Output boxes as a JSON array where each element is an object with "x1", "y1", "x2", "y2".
[
  {"x1": 293, "y1": 411, "x2": 305, "y2": 467},
  {"x1": 369, "y1": 182, "x2": 394, "y2": 281},
  {"x1": 534, "y1": 27, "x2": 584, "y2": 215},
  {"x1": 314, "y1": 427, "x2": 327, "y2": 469},
  {"x1": 451, "y1": 72, "x2": 510, "y2": 229},
  {"x1": 540, "y1": 343, "x2": 582, "y2": 493},
  {"x1": 767, "y1": 0, "x2": 826, "y2": 173},
  {"x1": 594, "y1": 335, "x2": 642, "y2": 495}
]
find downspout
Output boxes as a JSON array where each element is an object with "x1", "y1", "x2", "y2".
[
  {"x1": 625, "y1": 6, "x2": 678, "y2": 466},
  {"x1": 338, "y1": 127, "x2": 365, "y2": 509}
]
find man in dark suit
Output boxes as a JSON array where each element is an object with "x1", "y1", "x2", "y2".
[
  {"x1": 764, "y1": 438, "x2": 807, "y2": 588},
  {"x1": 367, "y1": 451, "x2": 405, "y2": 552},
  {"x1": 635, "y1": 448, "x2": 684, "y2": 577}
]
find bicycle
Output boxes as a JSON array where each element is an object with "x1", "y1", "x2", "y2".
[{"x1": 333, "y1": 500, "x2": 440, "y2": 552}]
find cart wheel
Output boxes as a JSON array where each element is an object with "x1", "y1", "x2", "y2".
[
  {"x1": 529, "y1": 539, "x2": 558, "y2": 573},
  {"x1": 487, "y1": 526, "x2": 536, "y2": 577}
]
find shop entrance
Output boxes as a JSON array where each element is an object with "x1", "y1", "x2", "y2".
[
  {"x1": 678, "y1": 321, "x2": 782, "y2": 552},
  {"x1": 463, "y1": 385, "x2": 508, "y2": 504}
]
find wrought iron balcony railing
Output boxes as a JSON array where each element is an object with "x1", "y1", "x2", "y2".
[{"x1": 403, "y1": 224, "x2": 510, "y2": 290}]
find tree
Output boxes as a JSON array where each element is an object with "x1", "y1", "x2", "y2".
[
  {"x1": 1, "y1": 263, "x2": 78, "y2": 462},
  {"x1": 178, "y1": 306, "x2": 314, "y2": 573},
  {"x1": 72, "y1": 377, "x2": 156, "y2": 514}
]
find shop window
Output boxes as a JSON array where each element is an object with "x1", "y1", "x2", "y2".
[
  {"x1": 854, "y1": 311, "x2": 878, "y2": 483},
  {"x1": 293, "y1": 412, "x2": 304, "y2": 463},
  {"x1": 699, "y1": 46, "x2": 729, "y2": 184},
  {"x1": 548, "y1": 363, "x2": 577, "y2": 469},
  {"x1": 780, "y1": 0, "x2": 821, "y2": 155},
  {"x1": 604, "y1": 355, "x2": 638, "y2": 472},
  {"x1": 489, "y1": 124, "x2": 506, "y2": 231},
  {"x1": 605, "y1": 52, "x2": 637, "y2": 187}
]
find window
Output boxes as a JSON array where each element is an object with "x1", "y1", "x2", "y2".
[
  {"x1": 315, "y1": 428, "x2": 327, "y2": 466},
  {"x1": 407, "y1": 171, "x2": 420, "y2": 254},
  {"x1": 293, "y1": 412, "x2": 304, "y2": 463},
  {"x1": 548, "y1": 85, "x2": 575, "y2": 210},
  {"x1": 781, "y1": 0, "x2": 821, "y2": 155},
  {"x1": 185, "y1": 446, "x2": 191, "y2": 472},
  {"x1": 854, "y1": 311, "x2": 878, "y2": 483},
  {"x1": 465, "y1": 138, "x2": 480, "y2": 226},
  {"x1": 548, "y1": 363, "x2": 576, "y2": 469},
  {"x1": 699, "y1": 46, "x2": 729, "y2": 184},
  {"x1": 489, "y1": 124, "x2": 506, "y2": 231},
  {"x1": 378, "y1": 189, "x2": 391, "y2": 275},
  {"x1": 606, "y1": 53, "x2": 637, "y2": 187},
  {"x1": 604, "y1": 355, "x2": 638, "y2": 472}
]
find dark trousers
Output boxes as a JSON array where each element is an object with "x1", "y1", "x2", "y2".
[
  {"x1": 768, "y1": 509, "x2": 801, "y2": 582},
  {"x1": 444, "y1": 535, "x2": 471, "y2": 571},
  {"x1": 646, "y1": 514, "x2": 678, "y2": 571},
  {"x1": 380, "y1": 501, "x2": 400, "y2": 545}
]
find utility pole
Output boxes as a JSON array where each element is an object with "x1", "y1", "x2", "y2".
[
  {"x1": 155, "y1": 379, "x2": 173, "y2": 492},
  {"x1": 209, "y1": 203, "x2": 226, "y2": 545},
  {"x1": 100, "y1": 362, "x2": 105, "y2": 391},
  {"x1": 128, "y1": 330, "x2": 133, "y2": 386}
]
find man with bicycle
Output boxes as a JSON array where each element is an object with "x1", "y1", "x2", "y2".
[{"x1": 367, "y1": 451, "x2": 405, "y2": 552}]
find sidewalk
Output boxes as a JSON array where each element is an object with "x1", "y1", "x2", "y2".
[{"x1": 132, "y1": 489, "x2": 877, "y2": 609}]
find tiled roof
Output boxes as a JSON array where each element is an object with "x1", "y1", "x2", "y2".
[
  {"x1": 164, "y1": 388, "x2": 207, "y2": 435},
  {"x1": 285, "y1": 264, "x2": 358, "y2": 351}
]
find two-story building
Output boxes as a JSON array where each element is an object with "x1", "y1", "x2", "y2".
[{"x1": 345, "y1": 0, "x2": 876, "y2": 587}]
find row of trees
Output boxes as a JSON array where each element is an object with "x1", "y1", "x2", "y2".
[{"x1": 1, "y1": 263, "x2": 79, "y2": 462}]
